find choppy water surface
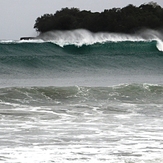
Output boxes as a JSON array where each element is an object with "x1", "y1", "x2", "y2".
[{"x1": 0, "y1": 85, "x2": 163, "y2": 163}]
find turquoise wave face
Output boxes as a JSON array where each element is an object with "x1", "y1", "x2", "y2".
[
  {"x1": 0, "y1": 40, "x2": 163, "y2": 87},
  {"x1": 0, "y1": 41, "x2": 162, "y2": 68}
]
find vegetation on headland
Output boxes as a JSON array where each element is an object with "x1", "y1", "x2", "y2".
[{"x1": 34, "y1": 2, "x2": 163, "y2": 34}]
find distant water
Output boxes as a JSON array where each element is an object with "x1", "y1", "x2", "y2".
[{"x1": 0, "y1": 29, "x2": 163, "y2": 163}]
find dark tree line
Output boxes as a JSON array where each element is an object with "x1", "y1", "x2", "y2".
[{"x1": 34, "y1": 2, "x2": 163, "y2": 34}]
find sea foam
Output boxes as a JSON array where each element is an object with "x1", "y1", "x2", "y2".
[
  {"x1": 156, "y1": 39, "x2": 163, "y2": 51},
  {"x1": 37, "y1": 29, "x2": 145, "y2": 47},
  {"x1": 36, "y1": 29, "x2": 163, "y2": 50},
  {"x1": 1, "y1": 29, "x2": 163, "y2": 51}
]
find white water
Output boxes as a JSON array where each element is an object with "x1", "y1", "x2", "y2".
[
  {"x1": 1, "y1": 29, "x2": 163, "y2": 51},
  {"x1": 0, "y1": 98, "x2": 163, "y2": 163},
  {"x1": 37, "y1": 29, "x2": 163, "y2": 50},
  {"x1": 37, "y1": 29, "x2": 145, "y2": 47},
  {"x1": 156, "y1": 39, "x2": 163, "y2": 51}
]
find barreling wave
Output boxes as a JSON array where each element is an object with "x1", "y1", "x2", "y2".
[
  {"x1": 0, "y1": 40, "x2": 162, "y2": 69},
  {"x1": 0, "y1": 39, "x2": 160, "y2": 53},
  {"x1": 0, "y1": 36, "x2": 163, "y2": 78},
  {"x1": 1, "y1": 29, "x2": 163, "y2": 86},
  {"x1": 38, "y1": 29, "x2": 163, "y2": 51}
]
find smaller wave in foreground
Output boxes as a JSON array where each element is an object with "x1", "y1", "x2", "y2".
[{"x1": 0, "y1": 84, "x2": 163, "y2": 107}]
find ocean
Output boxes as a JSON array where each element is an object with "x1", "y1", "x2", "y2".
[{"x1": 0, "y1": 29, "x2": 163, "y2": 163}]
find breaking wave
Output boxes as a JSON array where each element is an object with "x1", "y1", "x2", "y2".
[
  {"x1": 1, "y1": 29, "x2": 163, "y2": 51},
  {"x1": 37, "y1": 29, "x2": 163, "y2": 50}
]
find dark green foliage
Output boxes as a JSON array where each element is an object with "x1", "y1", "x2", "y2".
[{"x1": 34, "y1": 2, "x2": 163, "y2": 33}]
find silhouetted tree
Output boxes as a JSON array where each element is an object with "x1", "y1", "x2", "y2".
[{"x1": 34, "y1": 2, "x2": 163, "y2": 33}]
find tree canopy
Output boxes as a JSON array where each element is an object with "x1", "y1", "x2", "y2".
[{"x1": 34, "y1": 2, "x2": 163, "y2": 34}]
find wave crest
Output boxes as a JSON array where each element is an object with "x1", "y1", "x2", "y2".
[
  {"x1": 36, "y1": 29, "x2": 163, "y2": 51},
  {"x1": 156, "y1": 39, "x2": 163, "y2": 51},
  {"x1": 37, "y1": 29, "x2": 145, "y2": 47},
  {"x1": 1, "y1": 29, "x2": 163, "y2": 51}
]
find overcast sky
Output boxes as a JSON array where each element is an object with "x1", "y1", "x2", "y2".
[{"x1": 1, "y1": 0, "x2": 163, "y2": 40}]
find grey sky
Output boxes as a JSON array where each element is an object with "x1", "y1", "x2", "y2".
[{"x1": 1, "y1": 0, "x2": 163, "y2": 40}]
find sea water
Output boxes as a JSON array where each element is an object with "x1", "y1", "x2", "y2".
[{"x1": 0, "y1": 29, "x2": 163, "y2": 163}]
